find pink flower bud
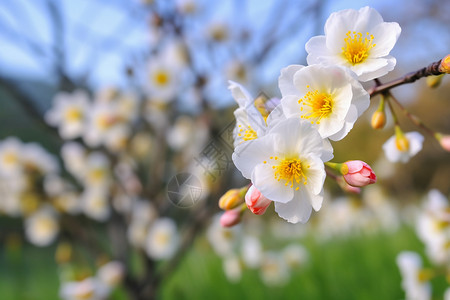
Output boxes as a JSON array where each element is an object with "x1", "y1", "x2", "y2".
[
  {"x1": 439, "y1": 135, "x2": 450, "y2": 152},
  {"x1": 220, "y1": 208, "x2": 242, "y2": 227},
  {"x1": 342, "y1": 160, "x2": 376, "y2": 187},
  {"x1": 336, "y1": 177, "x2": 361, "y2": 194},
  {"x1": 245, "y1": 185, "x2": 272, "y2": 215}
]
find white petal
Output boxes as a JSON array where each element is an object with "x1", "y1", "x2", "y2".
[
  {"x1": 245, "y1": 103, "x2": 267, "y2": 136},
  {"x1": 349, "y1": 77, "x2": 370, "y2": 115},
  {"x1": 269, "y1": 118, "x2": 323, "y2": 157},
  {"x1": 317, "y1": 112, "x2": 346, "y2": 138},
  {"x1": 293, "y1": 65, "x2": 336, "y2": 92},
  {"x1": 228, "y1": 80, "x2": 252, "y2": 108},
  {"x1": 353, "y1": 7, "x2": 384, "y2": 33},
  {"x1": 325, "y1": 8, "x2": 361, "y2": 53},
  {"x1": 382, "y1": 135, "x2": 402, "y2": 162},
  {"x1": 266, "y1": 105, "x2": 286, "y2": 128},
  {"x1": 406, "y1": 132, "x2": 424, "y2": 157},
  {"x1": 279, "y1": 65, "x2": 304, "y2": 96},
  {"x1": 280, "y1": 95, "x2": 302, "y2": 118},
  {"x1": 274, "y1": 190, "x2": 312, "y2": 224},
  {"x1": 303, "y1": 155, "x2": 326, "y2": 195},
  {"x1": 232, "y1": 135, "x2": 276, "y2": 179},
  {"x1": 252, "y1": 163, "x2": 294, "y2": 204},
  {"x1": 327, "y1": 105, "x2": 358, "y2": 141},
  {"x1": 321, "y1": 138, "x2": 334, "y2": 162},
  {"x1": 305, "y1": 35, "x2": 328, "y2": 60},
  {"x1": 306, "y1": 186, "x2": 324, "y2": 211},
  {"x1": 370, "y1": 22, "x2": 402, "y2": 57},
  {"x1": 329, "y1": 83, "x2": 353, "y2": 120},
  {"x1": 355, "y1": 57, "x2": 396, "y2": 82}
]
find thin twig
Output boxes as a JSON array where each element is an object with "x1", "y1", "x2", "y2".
[
  {"x1": 368, "y1": 59, "x2": 443, "y2": 97},
  {"x1": 388, "y1": 92, "x2": 435, "y2": 136}
]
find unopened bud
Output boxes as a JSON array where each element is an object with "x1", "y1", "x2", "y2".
[
  {"x1": 218, "y1": 187, "x2": 247, "y2": 210},
  {"x1": 245, "y1": 185, "x2": 272, "y2": 215},
  {"x1": 371, "y1": 111, "x2": 386, "y2": 129},
  {"x1": 426, "y1": 74, "x2": 444, "y2": 88},
  {"x1": 372, "y1": 95, "x2": 386, "y2": 129},
  {"x1": 435, "y1": 133, "x2": 450, "y2": 152},
  {"x1": 439, "y1": 54, "x2": 450, "y2": 74},
  {"x1": 220, "y1": 207, "x2": 243, "y2": 227},
  {"x1": 336, "y1": 176, "x2": 361, "y2": 194},
  {"x1": 326, "y1": 161, "x2": 376, "y2": 187},
  {"x1": 341, "y1": 160, "x2": 377, "y2": 187}
]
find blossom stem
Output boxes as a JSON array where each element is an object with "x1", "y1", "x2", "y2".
[
  {"x1": 388, "y1": 92, "x2": 436, "y2": 136},
  {"x1": 384, "y1": 93, "x2": 399, "y2": 126},
  {"x1": 368, "y1": 58, "x2": 444, "y2": 97},
  {"x1": 324, "y1": 162, "x2": 345, "y2": 174}
]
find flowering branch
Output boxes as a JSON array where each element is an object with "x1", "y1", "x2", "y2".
[{"x1": 368, "y1": 58, "x2": 445, "y2": 97}]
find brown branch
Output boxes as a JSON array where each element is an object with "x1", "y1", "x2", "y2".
[{"x1": 368, "y1": 59, "x2": 443, "y2": 97}]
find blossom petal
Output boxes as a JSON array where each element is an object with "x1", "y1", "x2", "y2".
[
  {"x1": 327, "y1": 105, "x2": 358, "y2": 141},
  {"x1": 355, "y1": 57, "x2": 396, "y2": 82},
  {"x1": 370, "y1": 22, "x2": 402, "y2": 57},
  {"x1": 232, "y1": 135, "x2": 277, "y2": 178},
  {"x1": 321, "y1": 138, "x2": 334, "y2": 162},
  {"x1": 325, "y1": 8, "x2": 361, "y2": 52},
  {"x1": 407, "y1": 132, "x2": 424, "y2": 157},
  {"x1": 303, "y1": 156, "x2": 326, "y2": 195},
  {"x1": 274, "y1": 190, "x2": 312, "y2": 224},
  {"x1": 268, "y1": 118, "x2": 323, "y2": 157},
  {"x1": 266, "y1": 105, "x2": 286, "y2": 128},
  {"x1": 280, "y1": 95, "x2": 302, "y2": 118},
  {"x1": 228, "y1": 80, "x2": 252, "y2": 108},
  {"x1": 252, "y1": 163, "x2": 294, "y2": 204},
  {"x1": 279, "y1": 65, "x2": 304, "y2": 96},
  {"x1": 352, "y1": 7, "x2": 384, "y2": 33},
  {"x1": 305, "y1": 186, "x2": 324, "y2": 211}
]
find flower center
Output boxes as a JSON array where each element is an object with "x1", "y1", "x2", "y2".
[
  {"x1": 88, "y1": 168, "x2": 107, "y2": 183},
  {"x1": 298, "y1": 88, "x2": 333, "y2": 124},
  {"x1": 35, "y1": 216, "x2": 56, "y2": 236},
  {"x1": 342, "y1": 31, "x2": 375, "y2": 65},
  {"x1": 3, "y1": 152, "x2": 18, "y2": 165},
  {"x1": 153, "y1": 70, "x2": 170, "y2": 86},
  {"x1": 237, "y1": 125, "x2": 257, "y2": 141},
  {"x1": 267, "y1": 157, "x2": 307, "y2": 189},
  {"x1": 64, "y1": 107, "x2": 83, "y2": 122},
  {"x1": 395, "y1": 136, "x2": 409, "y2": 152},
  {"x1": 155, "y1": 231, "x2": 170, "y2": 246}
]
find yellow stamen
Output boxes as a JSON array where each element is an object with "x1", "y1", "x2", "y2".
[
  {"x1": 155, "y1": 232, "x2": 170, "y2": 245},
  {"x1": 243, "y1": 127, "x2": 257, "y2": 141},
  {"x1": 153, "y1": 71, "x2": 170, "y2": 86},
  {"x1": 273, "y1": 158, "x2": 307, "y2": 188},
  {"x1": 342, "y1": 31, "x2": 375, "y2": 65},
  {"x1": 64, "y1": 107, "x2": 83, "y2": 122},
  {"x1": 3, "y1": 152, "x2": 18, "y2": 165},
  {"x1": 298, "y1": 89, "x2": 333, "y2": 124},
  {"x1": 238, "y1": 125, "x2": 257, "y2": 141}
]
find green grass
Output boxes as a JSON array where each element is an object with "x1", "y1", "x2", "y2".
[
  {"x1": 0, "y1": 244, "x2": 59, "y2": 300},
  {"x1": 0, "y1": 226, "x2": 444, "y2": 300},
  {"x1": 161, "y1": 227, "x2": 430, "y2": 300}
]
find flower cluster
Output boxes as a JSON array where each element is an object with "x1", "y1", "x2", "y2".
[
  {"x1": 227, "y1": 6, "x2": 398, "y2": 224},
  {"x1": 397, "y1": 190, "x2": 450, "y2": 300}
]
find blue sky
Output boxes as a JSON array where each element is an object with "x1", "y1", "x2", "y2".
[{"x1": 0, "y1": 0, "x2": 448, "y2": 108}]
